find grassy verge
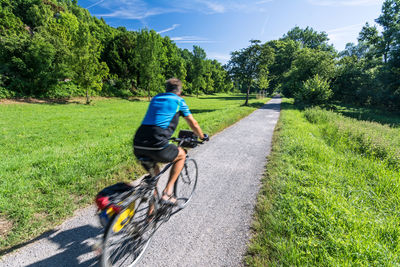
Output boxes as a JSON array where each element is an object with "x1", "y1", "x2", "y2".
[
  {"x1": 0, "y1": 94, "x2": 270, "y2": 251},
  {"x1": 247, "y1": 100, "x2": 400, "y2": 266}
]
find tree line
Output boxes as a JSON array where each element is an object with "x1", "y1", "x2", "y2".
[
  {"x1": 1, "y1": 0, "x2": 399, "y2": 111},
  {"x1": 0, "y1": 0, "x2": 233, "y2": 102},
  {"x1": 227, "y1": 0, "x2": 400, "y2": 111}
]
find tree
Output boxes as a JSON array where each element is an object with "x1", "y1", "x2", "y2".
[
  {"x1": 135, "y1": 29, "x2": 164, "y2": 100},
  {"x1": 282, "y1": 26, "x2": 334, "y2": 52},
  {"x1": 162, "y1": 37, "x2": 187, "y2": 85},
  {"x1": 294, "y1": 74, "x2": 332, "y2": 107},
  {"x1": 227, "y1": 40, "x2": 274, "y2": 105},
  {"x1": 264, "y1": 40, "x2": 300, "y2": 94},
  {"x1": 282, "y1": 48, "x2": 335, "y2": 98},
  {"x1": 73, "y1": 23, "x2": 109, "y2": 104},
  {"x1": 102, "y1": 30, "x2": 138, "y2": 95},
  {"x1": 376, "y1": 0, "x2": 400, "y2": 63},
  {"x1": 192, "y1": 46, "x2": 206, "y2": 97}
]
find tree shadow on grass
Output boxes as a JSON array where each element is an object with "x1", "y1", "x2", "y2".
[
  {"x1": 1, "y1": 98, "x2": 87, "y2": 105},
  {"x1": 190, "y1": 109, "x2": 217, "y2": 114},
  {"x1": 335, "y1": 105, "x2": 400, "y2": 128},
  {"x1": 200, "y1": 96, "x2": 248, "y2": 101}
]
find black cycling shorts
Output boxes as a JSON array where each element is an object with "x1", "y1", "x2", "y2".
[{"x1": 134, "y1": 144, "x2": 179, "y2": 163}]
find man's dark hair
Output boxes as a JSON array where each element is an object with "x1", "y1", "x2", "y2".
[{"x1": 165, "y1": 78, "x2": 182, "y2": 93}]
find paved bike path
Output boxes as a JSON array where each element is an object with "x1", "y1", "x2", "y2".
[{"x1": 1, "y1": 97, "x2": 281, "y2": 267}]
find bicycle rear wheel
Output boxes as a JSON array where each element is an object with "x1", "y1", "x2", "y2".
[
  {"x1": 100, "y1": 197, "x2": 156, "y2": 267},
  {"x1": 174, "y1": 158, "x2": 198, "y2": 209}
]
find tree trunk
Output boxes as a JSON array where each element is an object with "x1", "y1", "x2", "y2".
[
  {"x1": 147, "y1": 87, "x2": 151, "y2": 101},
  {"x1": 244, "y1": 86, "x2": 250, "y2": 106},
  {"x1": 86, "y1": 89, "x2": 90, "y2": 105}
]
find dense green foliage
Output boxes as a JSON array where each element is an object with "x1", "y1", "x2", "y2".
[
  {"x1": 247, "y1": 100, "x2": 400, "y2": 265},
  {"x1": 0, "y1": 0, "x2": 232, "y2": 99},
  {"x1": 333, "y1": 0, "x2": 400, "y2": 110},
  {"x1": 0, "y1": 95, "x2": 269, "y2": 250},
  {"x1": 228, "y1": 0, "x2": 400, "y2": 110},
  {"x1": 294, "y1": 74, "x2": 332, "y2": 107}
]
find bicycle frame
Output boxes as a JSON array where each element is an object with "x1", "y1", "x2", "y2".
[{"x1": 100, "y1": 134, "x2": 202, "y2": 267}]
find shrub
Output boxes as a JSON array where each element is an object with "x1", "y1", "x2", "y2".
[
  {"x1": 0, "y1": 87, "x2": 15, "y2": 99},
  {"x1": 44, "y1": 82, "x2": 79, "y2": 98},
  {"x1": 295, "y1": 74, "x2": 332, "y2": 107}
]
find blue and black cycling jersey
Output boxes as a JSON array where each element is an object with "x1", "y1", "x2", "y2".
[{"x1": 134, "y1": 93, "x2": 191, "y2": 149}]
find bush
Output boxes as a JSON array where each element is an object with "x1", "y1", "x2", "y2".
[
  {"x1": 44, "y1": 82, "x2": 79, "y2": 98},
  {"x1": 295, "y1": 74, "x2": 332, "y2": 107},
  {"x1": 0, "y1": 87, "x2": 15, "y2": 99}
]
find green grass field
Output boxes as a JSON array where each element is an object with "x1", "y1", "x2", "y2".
[
  {"x1": 247, "y1": 100, "x2": 400, "y2": 266},
  {"x1": 0, "y1": 94, "x2": 269, "y2": 251}
]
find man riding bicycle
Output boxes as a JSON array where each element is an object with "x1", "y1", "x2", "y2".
[{"x1": 133, "y1": 78, "x2": 209, "y2": 205}]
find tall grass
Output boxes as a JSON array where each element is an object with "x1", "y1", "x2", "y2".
[
  {"x1": 0, "y1": 94, "x2": 269, "y2": 251},
  {"x1": 247, "y1": 100, "x2": 400, "y2": 266}
]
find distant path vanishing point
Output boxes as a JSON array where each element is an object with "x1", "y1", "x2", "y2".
[{"x1": 1, "y1": 97, "x2": 281, "y2": 267}]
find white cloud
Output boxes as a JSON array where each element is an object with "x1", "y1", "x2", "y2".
[
  {"x1": 157, "y1": 24, "x2": 180, "y2": 34},
  {"x1": 171, "y1": 36, "x2": 215, "y2": 43},
  {"x1": 308, "y1": 0, "x2": 383, "y2": 6}
]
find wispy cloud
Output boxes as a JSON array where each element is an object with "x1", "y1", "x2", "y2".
[
  {"x1": 308, "y1": 0, "x2": 382, "y2": 6},
  {"x1": 171, "y1": 36, "x2": 215, "y2": 43},
  {"x1": 327, "y1": 23, "x2": 364, "y2": 49},
  {"x1": 95, "y1": 0, "x2": 270, "y2": 20},
  {"x1": 86, "y1": 0, "x2": 106, "y2": 9},
  {"x1": 256, "y1": 0, "x2": 274, "y2": 4},
  {"x1": 157, "y1": 24, "x2": 180, "y2": 34},
  {"x1": 196, "y1": 0, "x2": 226, "y2": 13},
  {"x1": 260, "y1": 15, "x2": 270, "y2": 36},
  {"x1": 96, "y1": 0, "x2": 180, "y2": 20}
]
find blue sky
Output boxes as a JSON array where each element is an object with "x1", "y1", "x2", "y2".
[{"x1": 79, "y1": 0, "x2": 385, "y2": 64}]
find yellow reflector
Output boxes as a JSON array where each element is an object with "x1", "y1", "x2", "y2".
[{"x1": 113, "y1": 201, "x2": 135, "y2": 233}]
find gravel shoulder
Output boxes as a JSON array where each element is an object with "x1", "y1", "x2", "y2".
[{"x1": 0, "y1": 97, "x2": 281, "y2": 267}]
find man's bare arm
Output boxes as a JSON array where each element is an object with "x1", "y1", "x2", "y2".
[{"x1": 184, "y1": 114, "x2": 205, "y2": 139}]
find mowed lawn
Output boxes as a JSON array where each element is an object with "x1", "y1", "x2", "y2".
[
  {"x1": 248, "y1": 100, "x2": 400, "y2": 266},
  {"x1": 0, "y1": 94, "x2": 269, "y2": 250}
]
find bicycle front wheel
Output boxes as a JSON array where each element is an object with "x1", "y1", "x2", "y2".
[
  {"x1": 100, "y1": 196, "x2": 156, "y2": 267},
  {"x1": 174, "y1": 158, "x2": 198, "y2": 209}
]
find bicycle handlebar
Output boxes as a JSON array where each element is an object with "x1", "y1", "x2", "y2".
[{"x1": 169, "y1": 137, "x2": 204, "y2": 145}]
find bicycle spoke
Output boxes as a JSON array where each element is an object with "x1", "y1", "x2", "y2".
[
  {"x1": 110, "y1": 238, "x2": 132, "y2": 265},
  {"x1": 101, "y1": 193, "x2": 158, "y2": 267}
]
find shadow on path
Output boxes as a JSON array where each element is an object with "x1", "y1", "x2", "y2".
[
  {"x1": 24, "y1": 225, "x2": 101, "y2": 267},
  {"x1": 258, "y1": 98, "x2": 282, "y2": 111}
]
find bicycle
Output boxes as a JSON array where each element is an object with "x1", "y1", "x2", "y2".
[{"x1": 99, "y1": 131, "x2": 204, "y2": 267}]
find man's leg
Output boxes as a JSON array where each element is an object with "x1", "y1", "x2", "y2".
[{"x1": 162, "y1": 147, "x2": 186, "y2": 200}]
